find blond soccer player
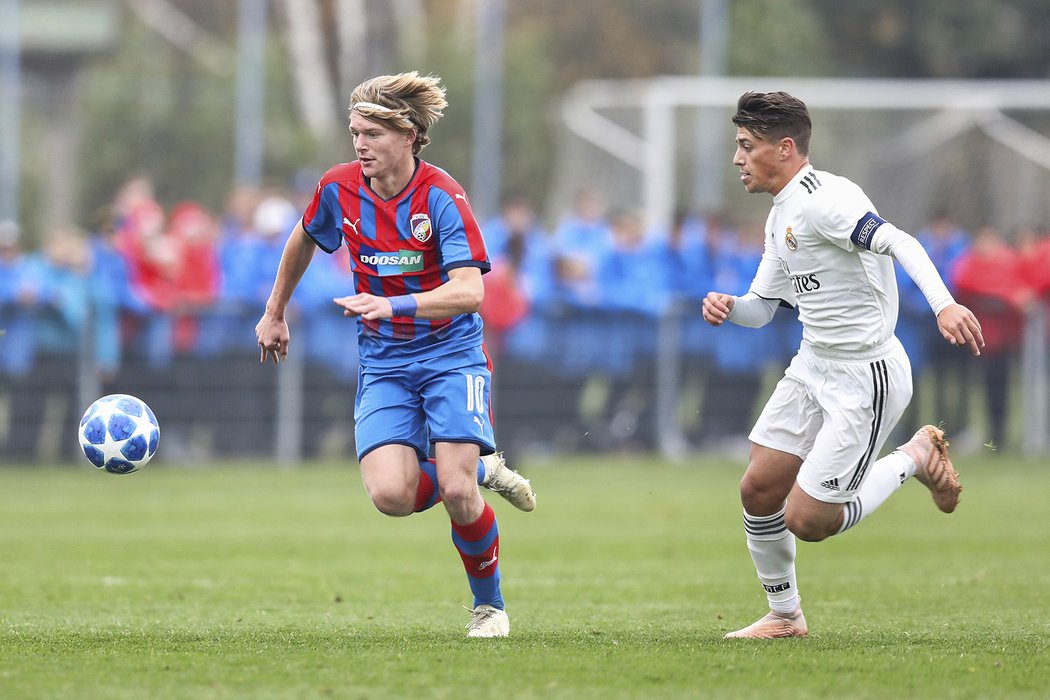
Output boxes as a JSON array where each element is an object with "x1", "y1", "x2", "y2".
[{"x1": 256, "y1": 72, "x2": 534, "y2": 638}]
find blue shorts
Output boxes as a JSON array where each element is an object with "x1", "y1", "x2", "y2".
[{"x1": 354, "y1": 345, "x2": 497, "y2": 461}]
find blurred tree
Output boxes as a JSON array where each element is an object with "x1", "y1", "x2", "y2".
[
  {"x1": 54, "y1": 0, "x2": 1050, "y2": 232},
  {"x1": 524, "y1": 0, "x2": 700, "y2": 85},
  {"x1": 419, "y1": 3, "x2": 555, "y2": 209},
  {"x1": 810, "y1": 0, "x2": 1050, "y2": 78},
  {"x1": 283, "y1": 0, "x2": 339, "y2": 138},
  {"x1": 78, "y1": 8, "x2": 317, "y2": 220},
  {"x1": 727, "y1": 0, "x2": 837, "y2": 76}
]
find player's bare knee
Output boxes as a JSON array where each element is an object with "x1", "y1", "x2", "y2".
[
  {"x1": 784, "y1": 511, "x2": 832, "y2": 542},
  {"x1": 739, "y1": 472, "x2": 786, "y2": 515},
  {"x1": 368, "y1": 488, "x2": 414, "y2": 517},
  {"x1": 437, "y1": 479, "x2": 477, "y2": 508}
]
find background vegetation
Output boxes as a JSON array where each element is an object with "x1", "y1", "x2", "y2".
[{"x1": 15, "y1": 0, "x2": 1050, "y2": 238}]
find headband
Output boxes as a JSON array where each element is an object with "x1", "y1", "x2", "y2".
[{"x1": 351, "y1": 101, "x2": 400, "y2": 114}]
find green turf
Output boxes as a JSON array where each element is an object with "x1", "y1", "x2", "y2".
[{"x1": 1, "y1": 453, "x2": 1048, "y2": 699}]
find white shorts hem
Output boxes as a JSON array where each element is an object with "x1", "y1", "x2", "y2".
[
  {"x1": 796, "y1": 477, "x2": 853, "y2": 505},
  {"x1": 748, "y1": 432, "x2": 806, "y2": 460}
]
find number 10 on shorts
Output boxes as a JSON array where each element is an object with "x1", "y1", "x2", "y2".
[{"x1": 465, "y1": 374, "x2": 487, "y2": 416}]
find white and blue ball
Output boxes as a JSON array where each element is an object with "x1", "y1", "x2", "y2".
[{"x1": 79, "y1": 394, "x2": 160, "y2": 474}]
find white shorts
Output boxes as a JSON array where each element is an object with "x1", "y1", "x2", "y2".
[{"x1": 749, "y1": 338, "x2": 913, "y2": 503}]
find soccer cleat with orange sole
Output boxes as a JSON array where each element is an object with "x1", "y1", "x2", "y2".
[
  {"x1": 724, "y1": 606, "x2": 809, "y2": 639},
  {"x1": 899, "y1": 425, "x2": 962, "y2": 513}
]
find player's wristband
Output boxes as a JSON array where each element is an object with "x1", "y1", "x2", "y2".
[{"x1": 388, "y1": 294, "x2": 417, "y2": 317}]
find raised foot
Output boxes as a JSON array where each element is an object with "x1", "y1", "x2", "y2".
[
  {"x1": 481, "y1": 452, "x2": 536, "y2": 512},
  {"x1": 900, "y1": 425, "x2": 962, "y2": 513}
]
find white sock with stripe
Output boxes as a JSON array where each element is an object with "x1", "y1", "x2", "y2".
[
  {"x1": 743, "y1": 507, "x2": 799, "y2": 614},
  {"x1": 837, "y1": 450, "x2": 914, "y2": 534}
]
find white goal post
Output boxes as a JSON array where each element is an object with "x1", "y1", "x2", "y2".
[{"x1": 560, "y1": 76, "x2": 1050, "y2": 233}]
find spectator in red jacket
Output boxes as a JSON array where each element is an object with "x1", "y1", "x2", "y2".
[
  {"x1": 168, "y1": 202, "x2": 221, "y2": 353},
  {"x1": 113, "y1": 176, "x2": 175, "y2": 312},
  {"x1": 480, "y1": 225, "x2": 530, "y2": 359},
  {"x1": 1018, "y1": 226, "x2": 1050, "y2": 300},
  {"x1": 951, "y1": 226, "x2": 1032, "y2": 452}
]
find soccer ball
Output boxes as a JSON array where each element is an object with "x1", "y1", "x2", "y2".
[{"x1": 79, "y1": 394, "x2": 160, "y2": 474}]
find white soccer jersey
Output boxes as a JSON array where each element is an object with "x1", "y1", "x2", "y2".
[{"x1": 747, "y1": 164, "x2": 899, "y2": 353}]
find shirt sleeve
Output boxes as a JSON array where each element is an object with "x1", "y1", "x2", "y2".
[
  {"x1": 870, "y1": 222, "x2": 956, "y2": 315},
  {"x1": 807, "y1": 179, "x2": 881, "y2": 252},
  {"x1": 728, "y1": 292, "x2": 780, "y2": 328},
  {"x1": 746, "y1": 217, "x2": 797, "y2": 308},
  {"x1": 428, "y1": 187, "x2": 490, "y2": 273},
  {"x1": 302, "y1": 181, "x2": 343, "y2": 253}
]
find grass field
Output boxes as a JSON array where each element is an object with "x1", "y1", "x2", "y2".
[{"x1": 1, "y1": 452, "x2": 1048, "y2": 699}]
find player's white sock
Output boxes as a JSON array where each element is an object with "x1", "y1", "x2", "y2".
[
  {"x1": 743, "y1": 507, "x2": 799, "y2": 614},
  {"x1": 837, "y1": 450, "x2": 914, "y2": 534}
]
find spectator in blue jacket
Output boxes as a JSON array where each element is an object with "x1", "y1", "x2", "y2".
[
  {"x1": 0, "y1": 221, "x2": 38, "y2": 378},
  {"x1": 913, "y1": 211, "x2": 973, "y2": 439},
  {"x1": 701, "y1": 222, "x2": 774, "y2": 451}
]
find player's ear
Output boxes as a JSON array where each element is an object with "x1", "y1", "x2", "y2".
[{"x1": 778, "y1": 137, "x2": 795, "y2": 160}]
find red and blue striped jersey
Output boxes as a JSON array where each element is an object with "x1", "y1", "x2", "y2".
[{"x1": 302, "y1": 159, "x2": 490, "y2": 367}]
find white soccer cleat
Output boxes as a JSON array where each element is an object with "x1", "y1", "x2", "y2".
[
  {"x1": 899, "y1": 425, "x2": 962, "y2": 513},
  {"x1": 480, "y1": 452, "x2": 535, "y2": 512},
  {"x1": 724, "y1": 607, "x2": 809, "y2": 639},
  {"x1": 465, "y1": 604, "x2": 510, "y2": 638}
]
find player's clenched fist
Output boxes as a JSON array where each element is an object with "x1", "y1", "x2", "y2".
[{"x1": 702, "y1": 292, "x2": 736, "y2": 326}]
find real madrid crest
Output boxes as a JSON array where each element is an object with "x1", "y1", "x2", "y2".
[
  {"x1": 411, "y1": 213, "x2": 433, "y2": 243},
  {"x1": 785, "y1": 226, "x2": 798, "y2": 251}
]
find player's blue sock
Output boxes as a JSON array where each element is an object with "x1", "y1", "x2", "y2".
[
  {"x1": 451, "y1": 502, "x2": 503, "y2": 610},
  {"x1": 414, "y1": 458, "x2": 487, "y2": 513}
]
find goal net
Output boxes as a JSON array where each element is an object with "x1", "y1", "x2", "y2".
[{"x1": 552, "y1": 76, "x2": 1050, "y2": 236}]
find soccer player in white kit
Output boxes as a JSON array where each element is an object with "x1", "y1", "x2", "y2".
[{"x1": 703, "y1": 91, "x2": 985, "y2": 639}]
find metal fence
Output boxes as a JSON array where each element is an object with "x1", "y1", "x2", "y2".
[{"x1": 1, "y1": 302, "x2": 1047, "y2": 465}]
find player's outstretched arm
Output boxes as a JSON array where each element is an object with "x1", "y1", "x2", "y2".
[
  {"x1": 334, "y1": 267, "x2": 484, "y2": 321},
  {"x1": 702, "y1": 292, "x2": 735, "y2": 326},
  {"x1": 332, "y1": 293, "x2": 394, "y2": 320},
  {"x1": 936, "y1": 303, "x2": 985, "y2": 357},
  {"x1": 256, "y1": 220, "x2": 316, "y2": 365}
]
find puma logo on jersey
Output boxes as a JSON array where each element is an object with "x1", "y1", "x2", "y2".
[
  {"x1": 343, "y1": 217, "x2": 360, "y2": 234},
  {"x1": 478, "y1": 547, "x2": 498, "y2": 571},
  {"x1": 455, "y1": 193, "x2": 468, "y2": 202}
]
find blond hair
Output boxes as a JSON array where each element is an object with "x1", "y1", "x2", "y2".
[{"x1": 349, "y1": 72, "x2": 448, "y2": 155}]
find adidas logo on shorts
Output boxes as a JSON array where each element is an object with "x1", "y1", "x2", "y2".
[{"x1": 820, "y1": 478, "x2": 840, "y2": 491}]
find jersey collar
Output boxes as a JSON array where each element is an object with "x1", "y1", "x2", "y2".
[
  {"x1": 362, "y1": 157, "x2": 422, "y2": 203},
  {"x1": 774, "y1": 163, "x2": 815, "y2": 205}
]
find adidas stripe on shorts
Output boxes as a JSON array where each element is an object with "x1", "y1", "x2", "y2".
[{"x1": 748, "y1": 336, "x2": 912, "y2": 504}]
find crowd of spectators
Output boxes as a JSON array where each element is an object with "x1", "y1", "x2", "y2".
[
  {"x1": 1, "y1": 177, "x2": 1048, "y2": 458},
  {"x1": 481, "y1": 195, "x2": 1050, "y2": 454}
]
